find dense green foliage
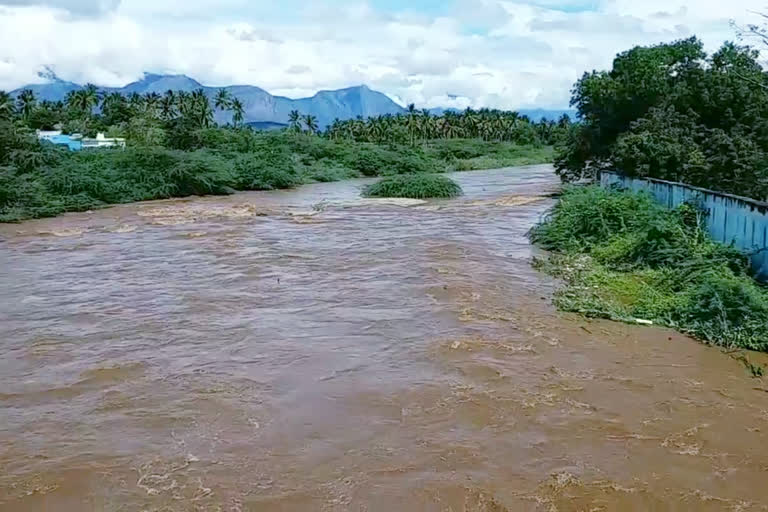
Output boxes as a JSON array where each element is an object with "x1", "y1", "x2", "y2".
[
  {"x1": 0, "y1": 84, "x2": 560, "y2": 222},
  {"x1": 323, "y1": 105, "x2": 570, "y2": 147},
  {"x1": 557, "y1": 36, "x2": 768, "y2": 200},
  {"x1": 531, "y1": 186, "x2": 768, "y2": 351},
  {"x1": 362, "y1": 174, "x2": 463, "y2": 199},
  {"x1": 0, "y1": 122, "x2": 550, "y2": 221}
]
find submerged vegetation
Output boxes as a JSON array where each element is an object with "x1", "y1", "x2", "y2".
[
  {"x1": 531, "y1": 186, "x2": 768, "y2": 351},
  {"x1": 362, "y1": 174, "x2": 463, "y2": 199},
  {"x1": 0, "y1": 85, "x2": 564, "y2": 222}
]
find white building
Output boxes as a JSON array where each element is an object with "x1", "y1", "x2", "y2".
[{"x1": 81, "y1": 133, "x2": 126, "y2": 150}]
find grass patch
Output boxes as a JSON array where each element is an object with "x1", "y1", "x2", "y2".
[
  {"x1": 362, "y1": 174, "x2": 463, "y2": 199},
  {"x1": 422, "y1": 139, "x2": 554, "y2": 171},
  {"x1": 531, "y1": 185, "x2": 768, "y2": 351}
]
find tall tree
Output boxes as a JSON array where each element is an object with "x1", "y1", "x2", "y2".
[
  {"x1": 288, "y1": 110, "x2": 302, "y2": 132},
  {"x1": 303, "y1": 114, "x2": 318, "y2": 134},
  {"x1": 191, "y1": 88, "x2": 214, "y2": 128},
  {"x1": 16, "y1": 89, "x2": 36, "y2": 119},
  {"x1": 214, "y1": 89, "x2": 232, "y2": 111},
  {"x1": 0, "y1": 91, "x2": 14, "y2": 120},
  {"x1": 406, "y1": 103, "x2": 418, "y2": 145},
  {"x1": 231, "y1": 97, "x2": 245, "y2": 127},
  {"x1": 160, "y1": 90, "x2": 177, "y2": 121}
]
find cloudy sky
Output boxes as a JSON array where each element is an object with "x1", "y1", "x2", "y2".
[{"x1": 0, "y1": 0, "x2": 764, "y2": 109}]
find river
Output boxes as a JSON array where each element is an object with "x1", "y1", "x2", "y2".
[{"x1": 1, "y1": 165, "x2": 768, "y2": 511}]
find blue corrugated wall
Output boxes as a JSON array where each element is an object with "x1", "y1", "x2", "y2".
[{"x1": 600, "y1": 172, "x2": 768, "y2": 282}]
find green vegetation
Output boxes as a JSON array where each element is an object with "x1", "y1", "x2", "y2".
[
  {"x1": 0, "y1": 84, "x2": 562, "y2": 222},
  {"x1": 556, "y1": 34, "x2": 768, "y2": 201},
  {"x1": 362, "y1": 174, "x2": 463, "y2": 199},
  {"x1": 531, "y1": 186, "x2": 768, "y2": 351}
]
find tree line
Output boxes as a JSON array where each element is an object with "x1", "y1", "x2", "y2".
[
  {"x1": 1, "y1": 83, "x2": 570, "y2": 150},
  {"x1": 289, "y1": 105, "x2": 571, "y2": 147},
  {"x1": 0, "y1": 86, "x2": 245, "y2": 136}
]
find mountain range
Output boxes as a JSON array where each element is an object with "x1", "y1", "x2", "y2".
[{"x1": 11, "y1": 72, "x2": 575, "y2": 128}]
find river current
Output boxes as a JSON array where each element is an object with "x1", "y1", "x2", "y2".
[{"x1": 2, "y1": 166, "x2": 768, "y2": 511}]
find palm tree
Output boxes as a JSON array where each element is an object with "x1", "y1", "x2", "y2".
[
  {"x1": 0, "y1": 91, "x2": 13, "y2": 120},
  {"x1": 100, "y1": 92, "x2": 126, "y2": 122},
  {"x1": 160, "y1": 91, "x2": 177, "y2": 121},
  {"x1": 303, "y1": 114, "x2": 318, "y2": 134},
  {"x1": 81, "y1": 83, "x2": 100, "y2": 115},
  {"x1": 288, "y1": 110, "x2": 302, "y2": 132},
  {"x1": 191, "y1": 88, "x2": 214, "y2": 128},
  {"x1": 406, "y1": 103, "x2": 419, "y2": 145},
  {"x1": 127, "y1": 92, "x2": 144, "y2": 113},
  {"x1": 176, "y1": 90, "x2": 191, "y2": 116},
  {"x1": 214, "y1": 89, "x2": 232, "y2": 111},
  {"x1": 231, "y1": 97, "x2": 244, "y2": 127},
  {"x1": 420, "y1": 108, "x2": 434, "y2": 140},
  {"x1": 143, "y1": 92, "x2": 161, "y2": 117},
  {"x1": 16, "y1": 89, "x2": 36, "y2": 119}
]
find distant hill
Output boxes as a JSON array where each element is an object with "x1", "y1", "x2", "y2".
[{"x1": 11, "y1": 72, "x2": 575, "y2": 127}]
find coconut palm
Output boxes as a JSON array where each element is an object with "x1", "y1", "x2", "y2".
[
  {"x1": 406, "y1": 103, "x2": 419, "y2": 145},
  {"x1": 126, "y1": 92, "x2": 144, "y2": 113},
  {"x1": 16, "y1": 89, "x2": 36, "y2": 119},
  {"x1": 143, "y1": 92, "x2": 161, "y2": 117},
  {"x1": 176, "y1": 90, "x2": 191, "y2": 116},
  {"x1": 191, "y1": 88, "x2": 214, "y2": 128},
  {"x1": 160, "y1": 91, "x2": 177, "y2": 121},
  {"x1": 81, "y1": 83, "x2": 101, "y2": 115},
  {"x1": 303, "y1": 114, "x2": 318, "y2": 134},
  {"x1": 231, "y1": 97, "x2": 245, "y2": 127},
  {"x1": 214, "y1": 89, "x2": 232, "y2": 112},
  {"x1": 288, "y1": 110, "x2": 302, "y2": 132}
]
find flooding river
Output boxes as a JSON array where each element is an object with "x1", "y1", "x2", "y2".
[{"x1": 2, "y1": 165, "x2": 768, "y2": 511}]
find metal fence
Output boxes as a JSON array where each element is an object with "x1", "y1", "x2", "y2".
[{"x1": 600, "y1": 171, "x2": 768, "y2": 282}]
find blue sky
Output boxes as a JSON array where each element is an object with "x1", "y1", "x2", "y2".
[{"x1": 0, "y1": 0, "x2": 763, "y2": 108}]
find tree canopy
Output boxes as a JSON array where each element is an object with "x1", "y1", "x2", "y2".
[{"x1": 557, "y1": 36, "x2": 768, "y2": 200}]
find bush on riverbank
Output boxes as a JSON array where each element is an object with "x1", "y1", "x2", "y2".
[
  {"x1": 531, "y1": 185, "x2": 768, "y2": 351},
  {"x1": 362, "y1": 174, "x2": 463, "y2": 199}
]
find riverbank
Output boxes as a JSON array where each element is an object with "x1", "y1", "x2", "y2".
[
  {"x1": 531, "y1": 185, "x2": 768, "y2": 353},
  {"x1": 0, "y1": 132, "x2": 552, "y2": 222}
]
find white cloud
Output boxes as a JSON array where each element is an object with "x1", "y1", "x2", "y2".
[{"x1": 0, "y1": 0, "x2": 764, "y2": 109}]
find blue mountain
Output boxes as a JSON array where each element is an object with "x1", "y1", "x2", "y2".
[
  {"x1": 11, "y1": 72, "x2": 575, "y2": 127},
  {"x1": 16, "y1": 69, "x2": 82, "y2": 102}
]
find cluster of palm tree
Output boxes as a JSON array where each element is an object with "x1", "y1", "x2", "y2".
[
  {"x1": 324, "y1": 104, "x2": 570, "y2": 145},
  {"x1": 0, "y1": 84, "x2": 247, "y2": 130},
  {"x1": 288, "y1": 110, "x2": 319, "y2": 134}
]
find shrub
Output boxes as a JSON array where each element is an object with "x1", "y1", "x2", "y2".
[
  {"x1": 531, "y1": 185, "x2": 768, "y2": 351},
  {"x1": 362, "y1": 174, "x2": 463, "y2": 199},
  {"x1": 233, "y1": 151, "x2": 299, "y2": 190},
  {"x1": 530, "y1": 185, "x2": 664, "y2": 252}
]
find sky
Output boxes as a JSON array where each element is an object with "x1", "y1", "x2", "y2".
[{"x1": 0, "y1": 0, "x2": 765, "y2": 109}]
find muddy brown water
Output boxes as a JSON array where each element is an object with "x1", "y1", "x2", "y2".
[{"x1": 2, "y1": 165, "x2": 768, "y2": 511}]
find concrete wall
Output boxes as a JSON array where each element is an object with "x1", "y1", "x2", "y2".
[{"x1": 600, "y1": 171, "x2": 768, "y2": 282}]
